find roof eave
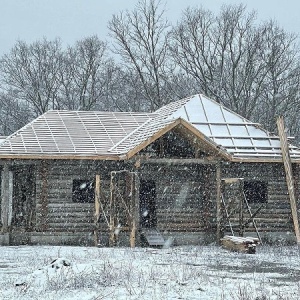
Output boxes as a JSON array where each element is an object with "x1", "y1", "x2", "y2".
[{"x1": 0, "y1": 153, "x2": 123, "y2": 161}]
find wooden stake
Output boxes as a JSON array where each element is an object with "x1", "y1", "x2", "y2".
[
  {"x1": 94, "y1": 174, "x2": 100, "y2": 246},
  {"x1": 277, "y1": 116, "x2": 300, "y2": 244},
  {"x1": 216, "y1": 163, "x2": 222, "y2": 241}
]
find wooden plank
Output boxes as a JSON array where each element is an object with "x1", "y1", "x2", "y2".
[
  {"x1": 0, "y1": 154, "x2": 122, "y2": 161},
  {"x1": 129, "y1": 172, "x2": 139, "y2": 248},
  {"x1": 216, "y1": 163, "x2": 222, "y2": 241},
  {"x1": 138, "y1": 158, "x2": 218, "y2": 165},
  {"x1": 94, "y1": 174, "x2": 100, "y2": 246},
  {"x1": 39, "y1": 160, "x2": 49, "y2": 231},
  {"x1": 1, "y1": 163, "x2": 10, "y2": 232},
  {"x1": 109, "y1": 171, "x2": 116, "y2": 247},
  {"x1": 222, "y1": 178, "x2": 244, "y2": 184},
  {"x1": 277, "y1": 116, "x2": 300, "y2": 244},
  {"x1": 221, "y1": 235, "x2": 259, "y2": 254}
]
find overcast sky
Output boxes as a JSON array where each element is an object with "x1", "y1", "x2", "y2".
[{"x1": 1, "y1": 0, "x2": 300, "y2": 56}]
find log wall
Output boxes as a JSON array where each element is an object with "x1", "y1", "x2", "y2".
[
  {"x1": 222, "y1": 163, "x2": 294, "y2": 233},
  {"x1": 33, "y1": 160, "x2": 296, "y2": 236},
  {"x1": 35, "y1": 160, "x2": 123, "y2": 233},
  {"x1": 139, "y1": 164, "x2": 217, "y2": 233}
]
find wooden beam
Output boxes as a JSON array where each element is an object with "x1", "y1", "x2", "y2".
[
  {"x1": 178, "y1": 119, "x2": 233, "y2": 161},
  {"x1": 1, "y1": 163, "x2": 10, "y2": 233},
  {"x1": 126, "y1": 119, "x2": 181, "y2": 160},
  {"x1": 94, "y1": 174, "x2": 101, "y2": 246},
  {"x1": 238, "y1": 180, "x2": 244, "y2": 237},
  {"x1": 129, "y1": 172, "x2": 140, "y2": 248},
  {"x1": 216, "y1": 163, "x2": 222, "y2": 241},
  {"x1": 39, "y1": 160, "x2": 48, "y2": 231},
  {"x1": 0, "y1": 154, "x2": 121, "y2": 161},
  {"x1": 137, "y1": 158, "x2": 219, "y2": 165},
  {"x1": 277, "y1": 116, "x2": 300, "y2": 244},
  {"x1": 109, "y1": 171, "x2": 116, "y2": 247}
]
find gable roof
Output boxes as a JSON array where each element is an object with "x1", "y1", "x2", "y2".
[{"x1": 0, "y1": 94, "x2": 299, "y2": 162}]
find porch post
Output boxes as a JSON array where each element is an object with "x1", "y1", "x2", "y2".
[
  {"x1": 216, "y1": 163, "x2": 222, "y2": 242},
  {"x1": 94, "y1": 174, "x2": 101, "y2": 246},
  {"x1": 40, "y1": 160, "x2": 48, "y2": 231},
  {"x1": 130, "y1": 172, "x2": 140, "y2": 248},
  {"x1": 1, "y1": 162, "x2": 11, "y2": 232}
]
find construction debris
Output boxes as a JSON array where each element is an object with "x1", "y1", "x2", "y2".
[{"x1": 220, "y1": 235, "x2": 260, "y2": 254}]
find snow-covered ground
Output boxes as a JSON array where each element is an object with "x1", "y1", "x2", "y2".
[{"x1": 0, "y1": 244, "x2": 299, "y2": 299}]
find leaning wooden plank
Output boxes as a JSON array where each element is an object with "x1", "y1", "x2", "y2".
[{"x1": 277, "y1": 116, "x2": 300, "y2": 245}]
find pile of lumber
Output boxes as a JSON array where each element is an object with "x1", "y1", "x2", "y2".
[{"x1": 220, "y1": 235, "x2": 260, "y2": 254}]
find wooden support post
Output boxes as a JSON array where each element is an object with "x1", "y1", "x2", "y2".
[
  {"x1": 216, "y1": 163, "x2": 222, "y2": 241},
  {"x1": 238, "y1": 180, "x2": 244, "y2": 237},
  {"x1": 277, "y1": 116, "x2": 300, "y2": 244},
  {"x1": 1, "y1": 163, "x2": 10, "y2": 233},
  {"x1": 94, "y1": 174, "x2": 101, "y2": 246},
  {"x1": 129, "y1": 172, "x2": 140, "y2": 248},
  {"x1": 40, "y1": 160, "x2": 48, "y2": 231},
  {"x1": 109, "y1": 171, "x2": 116, "y2": 247}
]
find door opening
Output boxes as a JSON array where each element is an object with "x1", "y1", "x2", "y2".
[{"x1": 139, "y1": 180, "x2": 157, "y2": 228}]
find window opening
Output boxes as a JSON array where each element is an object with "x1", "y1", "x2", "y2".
[
  {"x1": 72, "y1": 179, "x2": 94, "y2": 203},
  {"x1": 243, "y1": 181, "x2": 267, "y2": 203}
]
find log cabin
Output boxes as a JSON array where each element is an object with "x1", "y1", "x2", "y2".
[{"x1": 0, "y1": 94, "x2": 300, "y2": 246}]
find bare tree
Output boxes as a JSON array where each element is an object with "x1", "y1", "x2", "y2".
[
  {"x1": 0, "y1": 91, "x2": 32, "y2": 135},
  {"x1": 170, "y1": 4, "x2": 300, "y2": 140},
  {"x1": 59, "y1": 36, "x2": 112, "y2": 110},
  {"x1": 108, "y1": 0, "x2": 172, "y2": 111},
  {"x1": 257, "y1": 21, "x2": 300, "y2": 132},
  {"x1": 0, "y1": 39, "x2": 63, "y2": 116}
]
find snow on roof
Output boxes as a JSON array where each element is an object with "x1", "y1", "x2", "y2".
[
  {"x1": 162, "y1": 94, "x2": 300, "y2": 160},
  {"x1": 0, "y1": 94, "x2": 299, "y2": 161},
  {"x1": 0, "y1": 110, "x2": 154, "y2": 158}
]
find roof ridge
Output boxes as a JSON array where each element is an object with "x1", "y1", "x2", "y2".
[{"x1": 108, "y1": 118, "x2": 153, "y2": 152}]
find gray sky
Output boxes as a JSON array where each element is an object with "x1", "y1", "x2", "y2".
[{"x1": 1, "y1": 0, "x2": 300, "y2": 56}]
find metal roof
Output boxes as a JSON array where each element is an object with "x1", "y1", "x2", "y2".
[{"x1": 0, "y1": 94, "x2": 299, "y2": 161}]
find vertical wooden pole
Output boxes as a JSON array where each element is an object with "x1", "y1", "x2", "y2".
[
  {"x1": 129, "y1": 172, "x2": 140, "y2": 248},
  {"x1": 1, "y1": 163, "x2": 10, "y2": 233},
  {"x1": 94, "y1": 174, "x2": 101, "y2": 246},
  {"x1": 40, "y1": 160, "x2": 48, "y2": 231},
  {"x1": 277, "y1": 116, "x2": 300, "y2": 244},
  {"x1": 238, "y1": 180, "x2": 244, "y2": 237},
  {"x1": 216, "y1": 163, "x2": 222, "y2": 242},
  {"x1": 109, "y1": 171, "x2": 116, "y2": 247}
]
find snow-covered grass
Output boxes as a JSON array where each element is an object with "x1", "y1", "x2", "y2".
[{"x1": 0, "y1": 244, "x2": 299, "y2": 299}]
